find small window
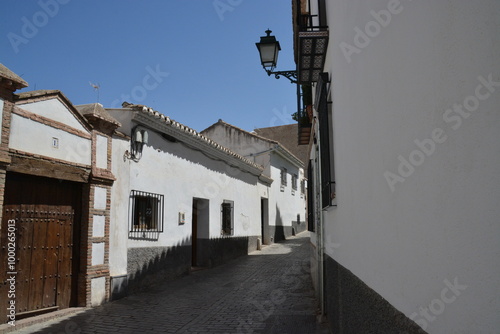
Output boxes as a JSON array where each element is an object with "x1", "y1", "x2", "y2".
[
  {"x1": 300, "y1": 178, "x2": 306, "y2": 197},
  {"x1": 221, "y1": 201, "x2": 234, "y2": 236},
  {"x1": 130, "y1": 190, "x2": 164, "y2": 238},
  {"x1": 292, "y1": 174, "x2": 298, "y2": 194},
  {"x1": 280, "y1": 167, "x2": 287, "y2": 191}
]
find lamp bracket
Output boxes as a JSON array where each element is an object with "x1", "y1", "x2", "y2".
[{"x1": 265, "y1": 69, "x2": 298, "y2": 83}]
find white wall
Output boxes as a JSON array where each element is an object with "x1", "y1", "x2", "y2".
[
  {"x1": 9, "y1": 114, "x2": 91, "y2": 165},
  {"x1": 202, "y1": 124, "x2": 272, "y2": 175},
  {"x1": 202, "y1": 123, "x2": 306, "y2": 233},
  {"x1": 269, "y1": 153, "x2": 306, "y2": 229},
  {"x1": 17, "y1": 99, "x2": 88, "y2": 132},
  {"x1": 109, "y1": 116, "x2": 264, "y2": 276},
  {"x1": 126, "y1": 129, "x2": 262, "y2": 247},
  {"x1": 323, "y1": 0, "x2": 500, "y2": 332},
  {"x1": 109, "y1": 136, "x2": 131, "y2": 277},
  {"x1": 96, "y1": 134, "x2": 108, "y2": 169}
]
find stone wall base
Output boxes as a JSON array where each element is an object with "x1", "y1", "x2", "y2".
[{"x1": 324, "y1": 254, "x2": 427, "y2": 333}]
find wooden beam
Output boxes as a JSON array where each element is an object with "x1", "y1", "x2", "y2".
[{"x1": 7, "y1": 155, "x2": 90, "y2": 183}]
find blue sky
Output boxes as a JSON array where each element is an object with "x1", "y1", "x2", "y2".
[{"x1": 0, "y1": 0, "x2": 297, "y2": 132}]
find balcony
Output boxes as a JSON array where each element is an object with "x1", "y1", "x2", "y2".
[
  {"x1": 294, "y1": 0, "x2": 329, "y2": 84},
  {"x1": 294, "y1": 84, "x2": 313, "y2": 146},
  {"x1": 297, "y1": 106, "x2": 312, "y2": 146}
]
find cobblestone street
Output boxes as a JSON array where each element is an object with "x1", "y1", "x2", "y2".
[{"x1": 10, "y1": 232, "x2": 329, "y2": 334}]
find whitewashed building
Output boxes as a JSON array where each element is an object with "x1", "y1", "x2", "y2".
[
  {"x1": 290, "y1": 0, "x2": 500, "y2": 333},
  {"x1": 0, "y1": 64, "x2": 119, "y2": 321},
  {"x1": 104, "y1": 103, "x2": 270, "y2": 297},
  {"x1": 0, "y1": 64, "x2": 283, "y2": 321},
  {"x1": 202, "y1": 120, "x2": 307, "y2": 244}
]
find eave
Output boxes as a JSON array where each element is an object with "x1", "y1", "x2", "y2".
[{"x1": 132, "y1": 111, "x2": 264, "y2": 177}]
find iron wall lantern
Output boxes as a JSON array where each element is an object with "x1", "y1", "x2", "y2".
[
  {"x1": 256, "y1": 29, "x2": 297, "y2": 83},
  {"x1": 256, "y1": 29, "x2": 281, "y2": 70}
]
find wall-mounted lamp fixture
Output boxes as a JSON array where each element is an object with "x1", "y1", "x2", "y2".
[
  {"x1": 125, "y1": 126, "x2": 149, "y2": 162},
  {"x1": 256, "y1": 29, "x2": 297, "y2": 83}
]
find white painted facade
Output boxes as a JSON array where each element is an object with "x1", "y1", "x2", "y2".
[
  {"x1": 109, "y1": 135, "x2": 131, "y2": 277},
  {"x1": 202, "y1": 121, "x2": 306, "y2": 243},
  {"x1": 9, "y1": 104, "x2": 91, "y2": 166},
  {"x1": 268, "y1": 153, "x2": 305, "y2": 234},
  {"x1": 107, "y1": 106, "x2": 266, "y2": 282},
  {"x1": 17, "y1": 99, "x2": 89, "y2": 133},
  {"x1": 3, "y1": 90, "x2": 114, "y2": 312},
  {"x1": 306, "y1": 0, "x2": 500, "y2": 332},
  {"x1": 95, "y1": 135, "x2": 108, "y2": 169}
]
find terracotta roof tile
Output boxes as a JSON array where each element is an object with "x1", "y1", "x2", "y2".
[
  {"x1": 0, "y1": 63, "x2": 28, "y2": 88},
  {"x1": 122, "y1": 103, "x2": 264, "y2": 172},
  {"x1": 75, "y1": 103, "x2": 121, "y2": 126}
]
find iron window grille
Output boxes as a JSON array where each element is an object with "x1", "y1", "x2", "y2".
[
  {"x1": 221, "y1": 201, "x2": 234, "y2": 236},
  {"x1": 300, "y1": 178, "x2": 306, "y2": 197},
  {"x1": 129, "y1": 190, "x2": 164, "y2": 239},
  {"x1": 292, "y1": 174, "x2": 298, "y2": 194},
  {"x1": 280, "y1": 167, "x2": 287, "y2": 191}
]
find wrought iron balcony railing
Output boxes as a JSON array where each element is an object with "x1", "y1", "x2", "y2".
[
  {"x1": 295, "y1": 83, "x2": 313, "y2": 145},
  {"x1": 295, "y1": 0, "x2": 329, "y2": 83}
]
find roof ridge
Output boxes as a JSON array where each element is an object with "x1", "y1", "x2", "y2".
[
  {"x1": 254, "y1": 123, "x2": 296, "y2": 131},
  {"x1": 128, "y1": 106, "x2": 263, "y2": 171},
  {"x1": 204, "y1": 119, "x2": 304, "y2": 168},
  {"x1": 0, "y1": 63, "x2": 28, "y2": 88},
  {"x1": 211, "y1": 119, "x2": 281, "y2": 145}
]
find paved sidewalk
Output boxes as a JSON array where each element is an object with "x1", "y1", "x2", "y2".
[{"x1": 9, "y1": 232, "x2": 329, "y2": 334}]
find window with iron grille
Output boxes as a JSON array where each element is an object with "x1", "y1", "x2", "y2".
[
  {"x1": 280, "y1": 167, "x2": 287, "y2": 191},
  {"x1": 221, "y1": 200, "x2": 233, "y2": 236},
  {"x1": 300, "y1": 178, "x2": 306, "y2": 197},
  {"x1": 130, "y1": 190, "x2": 164, "y2": 234},
  {"x1": 292, "y1": 174, "x2": 298, "y2": 194},
  {"x1": 316, "y1": 73, "x2": 336, "y2": 208}
]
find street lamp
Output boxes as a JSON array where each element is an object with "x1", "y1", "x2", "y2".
[{"x1": 256, "y1": 29, "x2": 297, "y2": 83}]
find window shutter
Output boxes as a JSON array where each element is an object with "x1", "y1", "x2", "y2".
[
  {"x1": 317, "y1": 73, "x2": 335, "y2": 208},
  {"x1": 221, "y1": 202, "x2": 233, "y2": 235},
  {"x1": 307, "y1": 160, "x2": 315, "y2": 232}
]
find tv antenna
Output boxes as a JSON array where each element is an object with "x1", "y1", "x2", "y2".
[{"x1": 89, "y1": 81, "x2": 100, "y2": 102}]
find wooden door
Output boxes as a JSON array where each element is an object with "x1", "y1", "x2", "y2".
[{"x1": 0, "y1": 173, "x2": 80, "y2": 322}]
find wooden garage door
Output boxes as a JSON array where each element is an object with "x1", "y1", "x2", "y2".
[{"x1": 0, "y1": 173, "x2": 81, "y2": 322}]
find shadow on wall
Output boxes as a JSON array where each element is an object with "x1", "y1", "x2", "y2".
[
  {"x1": 196, "y1": 236, "x2": 254, "y2": 268},
  {"x1": 324, "y1": 255, "x2": 427, "y2": 333},
  {"x1": 272, "y1": 207, "x2": 306, "y2": 242},
  {"x1": 112, "y1": 235, "x2": 258, "y2": 300},
  {"x1": 293, "y1": 214, "x2": 307, "y2": 235},
  {"x1": 119, "y1": 236, "x2": 192, "y2": 298},
  {"x1": 144, "y1": 132, "x2": 259, "y2": 187},
  {"x1": 274, "y1": 206, "x2": 285, "y2": 242},
  {"x1": 269, "y1": 205, "x2": 298, "y2": 242}
]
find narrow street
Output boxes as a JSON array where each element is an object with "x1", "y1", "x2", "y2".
[{"x1": 11, "y1": 232, "x2": 329, "y2": 334}]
